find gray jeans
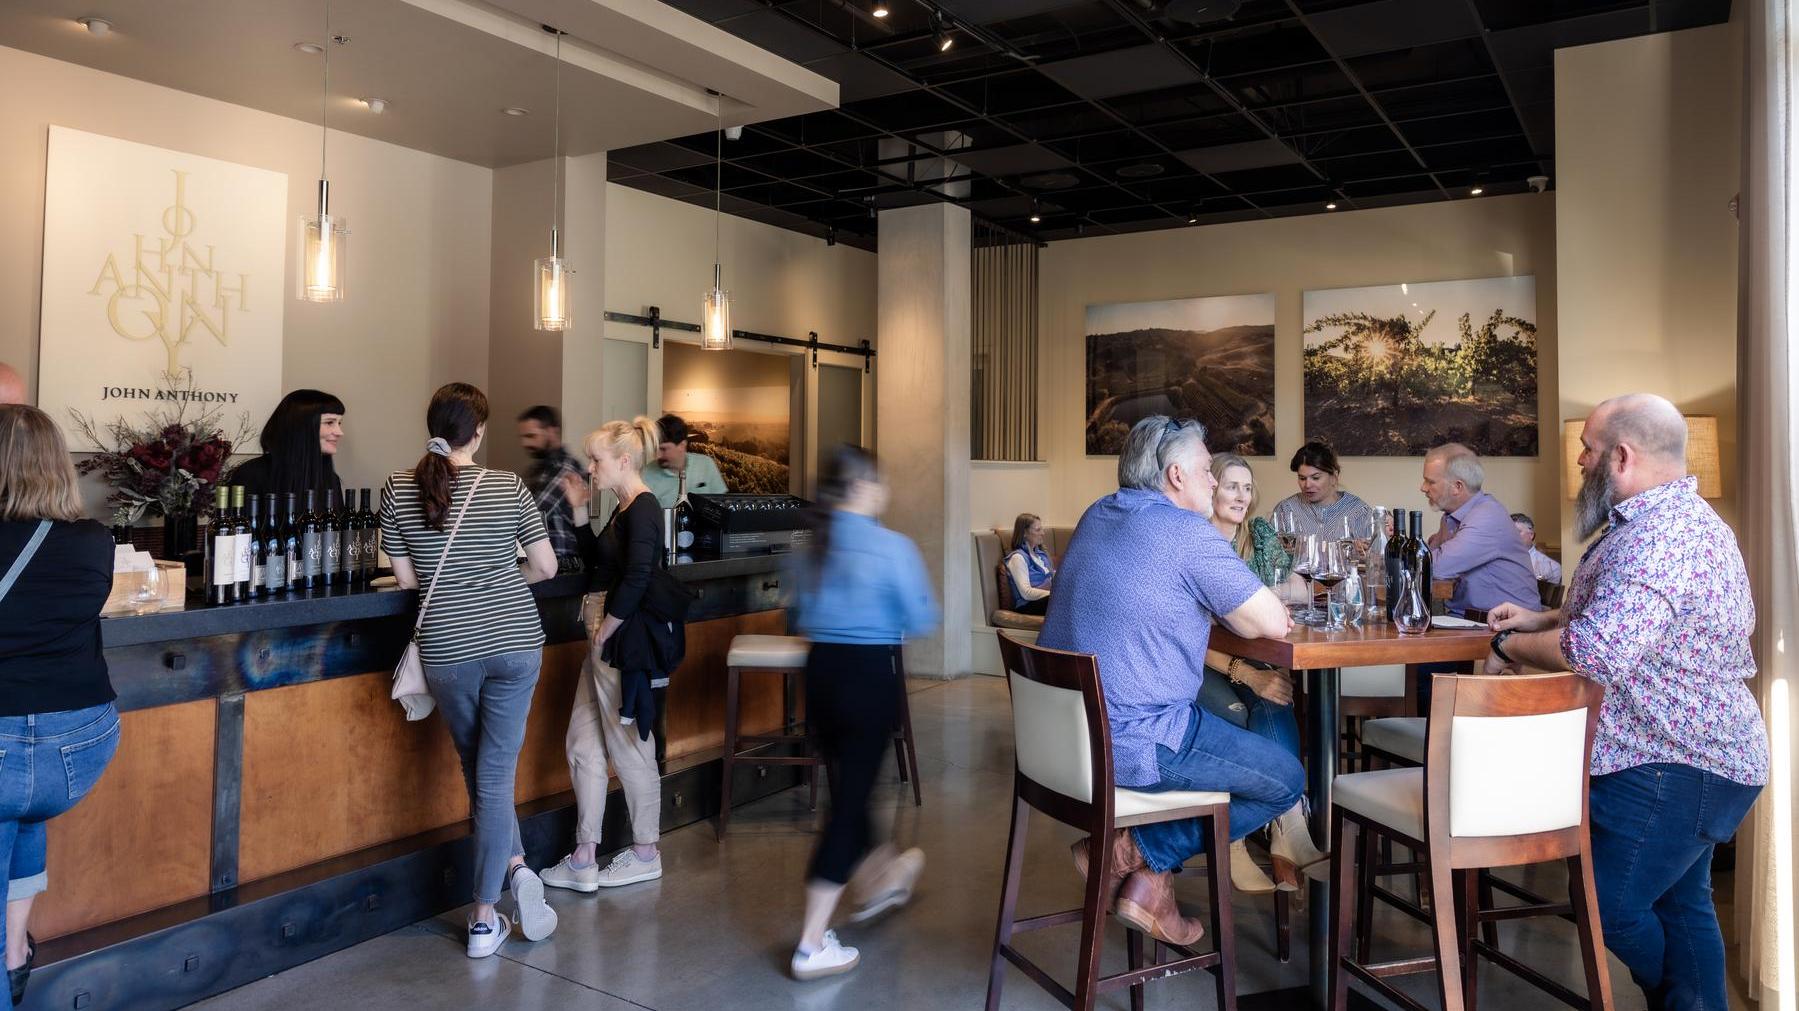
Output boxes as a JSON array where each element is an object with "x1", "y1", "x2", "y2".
[{"x1": 424, "y1": 649, "x2": 542, "y2": 905}]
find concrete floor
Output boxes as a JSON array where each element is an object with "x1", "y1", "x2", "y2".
[{"x1": 196, "y1": 676, "x2": 1751, "y2": 1011}]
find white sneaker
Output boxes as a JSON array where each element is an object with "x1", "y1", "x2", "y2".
[
  {"x1": 540, "y1": 854, "x2": 601, "y2": 894},
  {"x1": 594, "y1": 849, "x2": 663, "y2": 889},
  {"x1": 509, "y1": 865, "x2": 558, "y2": 941},
  {"x1": 790, "y1": 930, "x2": 860, "y2": 981},
  {"x1": 466, "y1": 913, "x2": 512, "y2": 959},
  {"x1": 848, "y1": 847, "x2": 925, "y2": 923}
]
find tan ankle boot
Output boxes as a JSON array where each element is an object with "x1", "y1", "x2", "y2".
[
  {"x1": 1269, "y1": 803, "x2": 1330, "y2": 885},
  {"x1": 1229, "y1": 839, "x2": 1277, "y2": 895}
]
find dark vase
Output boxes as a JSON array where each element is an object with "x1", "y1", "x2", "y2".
[{"x1": 158, "y1": 511, "x2": 199, "y2": 562}]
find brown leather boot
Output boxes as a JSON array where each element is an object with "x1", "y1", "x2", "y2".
[
  {"x1": 1114, "y1": 870, "x2": 1206, "y2": 947},
  {"x1": 1070, "y1": 829, "x2": 1146, "y2": 905}
]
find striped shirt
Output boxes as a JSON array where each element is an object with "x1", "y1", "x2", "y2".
[{"x1": 379, "y1": 466, "x2": 549, "y2": 667}]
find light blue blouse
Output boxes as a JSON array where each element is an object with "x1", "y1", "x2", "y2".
[{"x1": 788, "y1": 511, "x2": 940, "y2": 645}]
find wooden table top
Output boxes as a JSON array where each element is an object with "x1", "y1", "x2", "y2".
[{"x1": 1211, "y1": 620, "x2": 1495, "y2": 670}]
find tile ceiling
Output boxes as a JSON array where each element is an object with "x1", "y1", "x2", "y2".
[{"x1": 610, "y1": 0, "x2": 1732, "y2": 250}]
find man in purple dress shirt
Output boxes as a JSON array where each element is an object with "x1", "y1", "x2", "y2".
[
  {"x1": 1420, "y1": 442, "x2": 1542, "y2": 615},
  {"x1": 1486, "y1": 394, "x2": 1767, "y2": 1011}
]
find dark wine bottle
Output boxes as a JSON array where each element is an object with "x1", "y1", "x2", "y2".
[
  {"x1": 231, "y1": 486, "x2": 252, "y2": 599},
  {"x1": 210, "y1": 485, "x2": 236, "y2": 605},
  {"x1": 343, "y1": 488, "x2": 363, "y2": 584},
  {"x1": 673, "y1": 471, "x2": 695, "y2": 563},
  {"x1": 300, "y1": 489, "x2": 323, "y2": 590},
  {"x1": 1407, "y1": 510, "x2": 1434, "y2": 615},
  {"x1": 280, "y1": 492, "x2": 301, "y2": 593},
  {"x1": 322, "y1": 489, "x2": 342, "y2": 587},
  {"x1": 247, "y1": 494, "x2": 266, "y2": 597},
  {"x1": 357, "y1": 488, "x2": 378, "y2": 582},
  {"x1": 1383, "y1": 504, "x2": 1410, "y2": 621}
]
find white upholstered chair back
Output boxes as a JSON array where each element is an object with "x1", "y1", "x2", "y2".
[
  {"x1": 1429, "y1": 672, "x2": 1598, "y2": 840},
  {"x1": 1007, "y1": 672, "x2": 1095, "y2": 803}
]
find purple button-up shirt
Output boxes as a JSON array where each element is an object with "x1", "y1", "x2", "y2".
[
  {"x1": 1430, "y1": 491, "x2": 1543, "y2": 615},
  {"x1": 1560, "y1": 476, "x2": 1768, "y2": 784}
]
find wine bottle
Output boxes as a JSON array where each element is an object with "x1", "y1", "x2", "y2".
[
  {"x1": 322, "y1": 489, "x2": 342, "y2": 587},
  {"x1": 281, "y1": 492, "x2": 301, "y2": 593},
  {"x1": 210, "y1": 485, "x2": 236, "y2": 605},
  {"x1": 1383, "y1": 504, "x2": 1410, "y2": 621},
  {"x1": 232, "y1": 486, "x2": 252, "y2": 599},
  {"x1": 300, "y1": 489, "x2": 323, "y2": 590},
  {"x1": 258, "y1": 494, "x2": 284, "y2": 595},
  {"x1": 343, "y1": 488, "x2": 363, "y2": 584},
  {"x1": 1407, "y1": 510, "x2": 1434, "y2": 615},
  {"x1": 247, "y1": 494, "x2": 266, "y2": 597},
  {"x1": 673, "y1": 470, "x2": 695, "y2": 562},
  {"x1": 357, "y1": 488, "x2": 378, "y2": 582}
]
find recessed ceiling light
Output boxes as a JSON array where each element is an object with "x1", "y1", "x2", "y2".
[
  {"x1": 77, "y1": 16, "x2": 112, "y2": 36},
  {"x1": 502, "y1": 107, "x2": 530, "y2": 117},
  {"x1": 1187, "y1": 216, "x2": 1198, "y2": 224},
  {"x1": 294, "y1": 41, "x2": 323, "y2": 54},
  {"x1": 1029, "y1": 213, "x2": 1041, "y2": 223},
  {"x1": 362, "y1": 98, "x2": 389, "y2": 114},
  {"x1": 1326, "y1": 201, "x2": 1338, "y2": 210},
  {"x1": 1470, "y1": 186, "x2": 1484, "y2": 196},
  {"x1": 872, "y1": 1, "x2": 889, "y2": 16}
]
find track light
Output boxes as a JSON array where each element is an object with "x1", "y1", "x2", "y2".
[
  {"x1": 934, "y1": 13, "x2": 954, "y2": 51},
  {"x1": 1470, "y1": 185, "x2": 1484, "y2": 196},
  {"x1": 872, "y1": 0, "x2": 889, "y2": 16},
  {"x1": 1326, "y1": 201, "x2": 1338, "y2": 210},
  {"x1": 1029, "y1": 200, "x2": 1041, "y2": 224}
]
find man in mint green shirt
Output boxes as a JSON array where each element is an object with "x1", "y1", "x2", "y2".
[{"x1": 644, "y1": 414, "x2": 728, "y2": 508}]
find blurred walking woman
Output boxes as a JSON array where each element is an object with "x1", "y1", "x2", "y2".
[
  {"x1": 0, "y1": 406, "x2": 122, "y2": 1009},
  {"x1": 787, "y1": 445, "x2": 940, "y2": 982},
  {"x1": 378, "y1": 383, "x2": 560, "y2": 959}
]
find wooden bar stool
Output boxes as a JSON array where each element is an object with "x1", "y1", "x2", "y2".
[
  {"x1": 718, "y1": 634, "x2": 817, "y2": 839},
  {"x1": 891, "y1": 649, "x2": 923, "y2": 807},
  {"x1": 989, "y1": 632, "x2": 1239, "y2": 1011},
  {"x1": 1327, "y1": 672, "x2": 1614, "y2": 1011}
]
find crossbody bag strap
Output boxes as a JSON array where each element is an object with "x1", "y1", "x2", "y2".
[
  {"x1": 414, "y1": 470, "x2": 487, "y2": 633},
  {"x1": 0, "y1": 519, "x2": 53, "y2": 606}
]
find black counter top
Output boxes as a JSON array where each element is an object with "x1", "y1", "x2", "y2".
[{"x1": 101, "y1": 551, "x2": 790, "y2": 648}]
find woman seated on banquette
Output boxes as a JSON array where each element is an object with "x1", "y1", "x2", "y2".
[{"x1": 1003, "y1": 513, "x2": 1055, "y2": 617}]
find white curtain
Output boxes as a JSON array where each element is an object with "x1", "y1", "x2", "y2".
[{"x1": 1736, "y1": 0, "x2": 1799, "y2": 1004}]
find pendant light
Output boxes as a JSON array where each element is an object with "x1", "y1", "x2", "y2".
[
  {"x1": 534, "y1": 30, "x2": 572, "y2": 331},
  {"x1": 297, "y1": 0, "x2": 347, "y2": 302},
  {"x1": 701, "y1": 101, "x2": 732, "y2": 351}
]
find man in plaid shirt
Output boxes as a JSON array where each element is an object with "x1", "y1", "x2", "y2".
[{"x1": 517, "y1": 405, "x2": 589, "y2": 572}]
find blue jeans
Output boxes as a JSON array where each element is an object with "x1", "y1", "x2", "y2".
[
  {"x1": 1130, "y1": 704, "x2": 1305, "y2": 874},
  {"x1": 1196, "y1": 669, "x2": 1299, "y2": 759},
  {"x1": 1, "y1": 703, "x2": 121, "y2": 1009},
  {"x1": 1590, "y1": 763, "x2": 1761, "y2": 1011},
  {"x1": 425, "y1": 650, "x2": 542, "y2": 906}
]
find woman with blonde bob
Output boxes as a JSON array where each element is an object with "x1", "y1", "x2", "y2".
[
  {"x1": 540, "y1": 417, "x2": 674, "y2": 893},
  {"x1": 0, "y1": 406, "x2": 123, "y2": 1007}
]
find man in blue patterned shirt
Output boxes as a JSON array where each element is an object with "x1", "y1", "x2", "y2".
[{"x1": 1041, "y1": 415, "x2": 1301, "y2": 946}]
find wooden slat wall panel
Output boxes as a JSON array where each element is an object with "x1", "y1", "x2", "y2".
[{"x1": 30, "y1": 701, "x2": 216, "y2": 939}]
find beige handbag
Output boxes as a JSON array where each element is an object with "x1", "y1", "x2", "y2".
[{"x1": 392, "y1": 470, "x2": 486, "y2": 720}]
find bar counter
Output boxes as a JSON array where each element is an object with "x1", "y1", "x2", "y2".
[{"x1": 29, "y1": 553, "x2": 800, "y2": 1011}]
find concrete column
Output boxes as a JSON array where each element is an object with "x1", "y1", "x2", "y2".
[
  {"x1": 560, "y1": 152, "x2": 608, "y2": 444},
  {"x1": 877, "y1": 203, "x2": 972, "y2": 679}
]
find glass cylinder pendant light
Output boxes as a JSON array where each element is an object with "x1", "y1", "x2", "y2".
[
  {"x1": 297, "y1": 0, "x2": 346, "y2": 302},
  {"x1": 702, "y1": 104, "x2": 732, "y2": 350},
  {"x1": 535, "y1": 30, "x2": 572, "y2": 331}
]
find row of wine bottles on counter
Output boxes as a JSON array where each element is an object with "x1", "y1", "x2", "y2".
[
  {"x1": 206, "y1": 485, "x2": 379, "y2": 604},
  {"x1": 1381, "y1": 507, "x2": 1434, "y2": 620}
]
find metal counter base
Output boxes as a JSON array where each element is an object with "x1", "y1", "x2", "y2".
[{"x1": 26, "y1": 756, "x2": 802, "y2": 1011}]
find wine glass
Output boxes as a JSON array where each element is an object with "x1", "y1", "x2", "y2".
[
  {"x1": 129, "y1": 562, "x2": 162, "y2": 615},
  {"x1": 1289, "y1": 533, "x2": 1321, "y2": 625},
  {"x1": 1274, "y1": 510, "x2": 1300, "y2": 559},
  {"x1": 1314, "y1": 541, "x2": 1348, "y2": 631}
]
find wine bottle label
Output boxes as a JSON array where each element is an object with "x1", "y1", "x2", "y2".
[
  {"x1": 676, "y1": 529, "x2": 694, "y2": 549},
  {"x1": 303, "y1": 531, "x2": 323, "y2": 577},
  {"x1": 213, "y1": 536, "x2": 235, "y2": 584},
  {"x1": 265, "y1": 553, "x2": 285, "y2": 590},
  {"x1": 235, "y1": 533, "x2": 252, "y2": 584},
  {"x1": 346, "y1": 535, "x2": 361, "y2": 568},
  {"x1": 252, "y1": 562, "x2": 266, "y2": 589},
  {"x1": 362, "y1": 529, "x2": 378, "y2": 571},
  {"x1": 324, "y1": 530, "x2": 341, "y2": 571}
]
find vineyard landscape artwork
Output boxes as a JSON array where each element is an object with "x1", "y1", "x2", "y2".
[
  {"x1": 662, "y1": 343, "x2": 793, "y2": 495},
  {"x1": 1302, "y1": 276, "x2": 1539, "y2": 456},
  {"x1": 1085, "y1": 293, "x2": 1276, "y2": 456}
]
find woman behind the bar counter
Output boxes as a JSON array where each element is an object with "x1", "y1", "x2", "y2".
[
  {"x1": 0, "y1": 406, "x2": 123, "y2": 1009},
  {"x1": 787, "y1": 444, "x2": 938, "y2": 982},
  {"x1": 228, "y1": 389, "x2": 346, "y2": 502},
  {"x1": 538, "y1": 417, "x2": 673, "y2": 894},
  {"x1": 378, "y1": 383, "x2": 560, "y2": 958}
]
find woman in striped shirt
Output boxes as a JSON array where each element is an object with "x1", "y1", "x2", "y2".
[{"x1": 379, "y1": 382, "x2": 561, "y2": 959}]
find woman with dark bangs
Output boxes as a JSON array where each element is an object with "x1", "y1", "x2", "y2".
[{"x1": 229, "y1": 389, "x2": 346, "y2": 502}]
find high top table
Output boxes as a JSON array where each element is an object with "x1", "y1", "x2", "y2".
[{"x1": 1209, "y1": 620, "x2": 1495, "y2": 1008}]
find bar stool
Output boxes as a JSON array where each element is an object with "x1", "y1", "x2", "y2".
[
  {"x1": 989, "y1": 632, "x2": 1239, "y2": 1011},
  {"x1": 718, "y1": 634, "x2": 818, "y2": 839},
  {"x1": 1327, "y1": 672, "x2": 1614, "y2": 1011}
]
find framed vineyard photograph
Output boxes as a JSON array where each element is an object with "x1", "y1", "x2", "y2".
[
  {"x1": 1084, "y1": 293, "x2": 1276, "y2": 456},
  {"x1": 662, "y1": 342, "x2": 796, "y2": 494},
  {"x1": 1302, "y1": 276, "x2": 1539, "y2": 456}
]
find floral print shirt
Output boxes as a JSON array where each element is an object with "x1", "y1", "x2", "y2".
[{"x1": 1560, "y1": 476, "x2": 1768, "y2": 784}]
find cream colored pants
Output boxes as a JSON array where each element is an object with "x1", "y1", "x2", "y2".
[{"x1": 568, "y1": 606, "x2": 662, "y2": 846}]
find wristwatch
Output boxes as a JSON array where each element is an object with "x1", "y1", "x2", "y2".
[{"x1": 1490, "y1": 629, "x2": 1516, "y2": 664}]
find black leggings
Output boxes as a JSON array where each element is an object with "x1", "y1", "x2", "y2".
[{"x1": 805, "y1": 642, "x2": 902, "y2": 885}]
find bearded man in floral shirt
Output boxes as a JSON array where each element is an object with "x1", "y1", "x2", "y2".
[{"x1": 1485, "y1": 393, "x2": 1767, "y2": 1011}]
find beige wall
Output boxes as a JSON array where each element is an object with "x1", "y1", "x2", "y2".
[
  {"x1": 984, "y1": 193, "x2": 1560, "y2": 553},
  {"x1": 0, "y1": 45, "x2": 493, "y2": 496},
  {"x1": 1555, "y1": 24, "x2": 1742, "y2": 550}
]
